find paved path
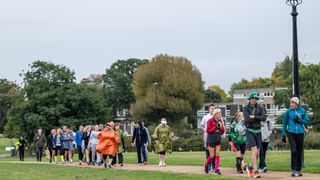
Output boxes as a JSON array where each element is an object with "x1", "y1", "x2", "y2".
[{"x1": 2, "y1": 161, "x2": 320, "y2": 180}]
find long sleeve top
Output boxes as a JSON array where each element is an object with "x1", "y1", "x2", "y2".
[{"x1": 206, "y1": 117, "x2": 225, "y2": 134}]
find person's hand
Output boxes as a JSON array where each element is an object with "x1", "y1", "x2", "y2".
[
  {"x1": 282, "y1": 136, "x2": 286, "y2": 143},
  {"x1": 36, "y1": 136, "x2": 39, "y2": 140},
  {"x1": 293, "y1": 117, "x2": 300, "y2": 123},
  {"x1": 155, "y1": 140, "x2": 159, "y2": 144},
  {"x1": 249, "y1": 115, "x2": 255, "y2": 119},
  {"x1": 131, "y1": 143, "x2": 135, "y2": 147}
]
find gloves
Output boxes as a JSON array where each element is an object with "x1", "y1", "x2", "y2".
[{"x1": 282, "y1": 136, "x2": 286, "y2": 143}]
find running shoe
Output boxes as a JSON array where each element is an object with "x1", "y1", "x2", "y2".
[
  {"x1": 214, "y1": 169, "x2": 221, "y2": 175},
  {"x1": 253, "y1": 170, "x2": 261, "y2": 178},
  {"x1": 246, "y1": 165, "x2": 254, "y2": 177}
]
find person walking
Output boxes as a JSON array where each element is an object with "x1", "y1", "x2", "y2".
[
  {"x1": 229, "y1": 111, "x2": 247, "y2": 174},
  {"x1": 62, "y1": 126, "x2": 74, "y2": 163},
  {"x1": 89, "y1": 125, "x2": 101, "y2": 165},
  {"x1": 75, "y1": 125, "x2": 84, "y2": 165},
  {"x1": 142, "y1": 122, "x2": 151, "y2": 162},
  {"x1": 282, "y1": 97, "x2": 309, "y2": 177},
  {"x1": 200, "y1": 104, "x2": 216, "y2": 171},
  {"x1": 55, "y1": 128, "x2": 64, "y2": 163},
  {"x1": 15, "y1": 136, "x2": 27, "y2": 161},
  {"x1": 112, "y1": 123, "x2": 126, "y2": 167},
  {"x1": 33, "y1": 128, "x2": 46, "y2": 162},
  {"x1": 259, "y1": 115, "x2": 273, "y2": 173},
  {"x1": 97, "y1": 122, "x2": 119, "y2": 168},
  {"x1": 204, "y1": 109, "x2": 225, "y2": 175},
  {"x1": 243, "y1": 91, "x2": 266, "y2": 178},
  {"x1": 47, "y1": 129, "x2": 57, "y2": 163},
  {"x1": 83, "y1": 125, "x2": 92, "y2": 165},
  {"x1": 131, "y1": 121, "x2": 148, "y2": 165},
  {"x1": 152, "y1": 118, "x2": 174, "y2": 167}
]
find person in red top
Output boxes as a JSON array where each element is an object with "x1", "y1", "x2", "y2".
[{"x1": 204, "y1": 109, "x2": 225, "y2": 175}]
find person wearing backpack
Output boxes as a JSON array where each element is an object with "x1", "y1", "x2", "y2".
[
  {"x1": 229, "y1": 111, "x2": 247, "y2": 174},
  {"x1": 282, "y1": 97, "x2": 309, "y2": 177}
]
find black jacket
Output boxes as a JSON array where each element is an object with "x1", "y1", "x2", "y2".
[
  {"x1": 244, "y1": 103, "x2": 267, "y2": 129},
  {"x1": 132, "y1": 127, "x2": 148, "y2": 144}
]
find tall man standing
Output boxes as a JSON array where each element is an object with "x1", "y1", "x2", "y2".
[
  {"x1": 200, "y1": 104, "x2": 215, "y2": 171},
  {"x1": 243, "y1": 92, "x2": 266, "y2": 178}
]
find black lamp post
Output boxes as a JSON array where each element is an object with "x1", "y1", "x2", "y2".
[
  {"x1": 286, "y1": 0, "x2": 302, "y2": 98},
  {"x1": 153, "y1": 82, "x2": 158, "y2": 117}
]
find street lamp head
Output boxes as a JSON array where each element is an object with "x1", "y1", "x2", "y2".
[{"x1": 286, "y1": 0, "x2": 302, "y2": 7}]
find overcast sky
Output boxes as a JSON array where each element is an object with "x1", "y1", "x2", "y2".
[{"x1": 1, "y1": 0, "x2": 319, "y2": 91}]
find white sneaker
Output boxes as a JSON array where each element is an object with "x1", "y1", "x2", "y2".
[
  {"x1": 162, "y1": 162, "x2": 166, "y2": 167},
  {"x1": 159, "y1": 161, "x2": 163, "y2": 167}
]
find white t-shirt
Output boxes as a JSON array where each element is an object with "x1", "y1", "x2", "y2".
[{"x1": 200, "y1": 113, "x2": 213, "y2": 130}]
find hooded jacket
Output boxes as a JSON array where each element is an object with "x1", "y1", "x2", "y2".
[
  {"x1": 282, "y1": 106, "x2": 309, "y2": 136},
  {"x1": 244, "y1": 103, "x2": 267, "y2": 129}
]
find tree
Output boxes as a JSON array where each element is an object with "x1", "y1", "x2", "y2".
[
  {"x1": 271, "y1": 56, "x2": 293, "y2": 87},
  {"x1": 208, "y1": 85, "x2": 228, "y2": 102},
  {"x1": 5, "y1": 61, "x2": 111, "y2": 146},
  {"x1": 132, "y1": 54, "x2": 204, "y2": 125},
  {"x1": 204, "y1": 89, "x2": 221, "y2": 103},
  {"x1": 0, "y1": 79, "x2": 23, "y2": 132},
  {"x1": 300, "y1": 63, "x2": 320, "y2": 131},
  {"x1": 102, "y1": 59, "x2": 148, "y2": 113},
  {"x1": 229, "y1": 77, "x2": 273, "y2": 96}
]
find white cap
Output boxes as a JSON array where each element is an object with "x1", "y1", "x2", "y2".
[
  {"x1": 161, "y1": 118, "x2": 167, "y2": 124},
  {"x1": 290, "y1": 97, "x2": 300, "y2": 105}
]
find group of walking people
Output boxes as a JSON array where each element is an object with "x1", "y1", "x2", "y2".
[
  {"x1": 201, "y1": 91, "x2": 309, "y2": 178},
  {"x1": 16, "y1": 118, "x2": 175, "y2": 169}
]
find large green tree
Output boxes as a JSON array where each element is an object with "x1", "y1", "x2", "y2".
[
  {"x1": 300, "y1": 63, "x2": 320, "y2": 131},
  {"x1": 0, "y1": 79, "x2": 23, "y2": 132},
  {"x1": 208, "y1": 85, "x2": 228, "y2": 102},
  {"x1": 132, "y1": 54, "x2": 204, "y2": 125},
  {"x1": 5, "y1": 61, "x2": 111, "y2": 145},
  {"x1": 102, "y1": 59, "x2": 148, "y2": 114}
]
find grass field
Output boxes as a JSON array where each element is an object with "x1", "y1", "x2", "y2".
[{"x1": 1, "y1": 150, "x2": 320, "y2": 173}]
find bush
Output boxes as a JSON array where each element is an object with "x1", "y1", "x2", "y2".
[{"x1": 304, "y1": 132, "x2": 320, "y2": 149}]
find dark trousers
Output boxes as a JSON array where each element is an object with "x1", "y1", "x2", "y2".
[
  {"x1": 112, "y1": 153, "x2": 123, "y2": 165},
  {"x1": 77, "y1": 146, "x2": 83, "y2": 161},
  {"x1": 49, "y1": 149, "x2": 54, "y2": 162},
  {"x1": 205, "y1": 148, "x2": 215, "y2": 170},
  {"x1": 288, "y1": 132, "x2": 304, "y2": 171},
  {"x1": 36, "y1": 146, "x2": 43, "y2": 161},
  {"x1": 136, "y1": 143, "x2": 147, "y2": 163},
  {"x1": 259, "y1": 142, "x2": 269, "y2": 169},
  {"x1": 19, "y1": 148, "x2": 25, "y2": 161}
]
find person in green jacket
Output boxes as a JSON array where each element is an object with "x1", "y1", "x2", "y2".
[
  {"x1": 112, "y1": 123, "x2": 126, "y2": 167},
  {"x1": 152, "y1": 118, "x2": 174, "y2": 167},
  {"x1": 229, "y1": 111, "x2": 247, "y2": 174}
]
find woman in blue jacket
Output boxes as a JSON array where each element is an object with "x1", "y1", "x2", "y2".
[{"x1": 282, "y1": 97, "x2": 309, "y2": 177}]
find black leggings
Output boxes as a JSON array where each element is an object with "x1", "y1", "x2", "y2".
[
  {"x1": 19, "y1": 148, "x2": 25, "y2": 161},
  {"x1": 288, "y1": 132, "x2": 304, "y2": 171},
  {"x1": 102, "y1": 154, "x2": 113, "y2": 161},
  {"x1": 55, "y1": 146, "x2": 64, "y2": 156}
]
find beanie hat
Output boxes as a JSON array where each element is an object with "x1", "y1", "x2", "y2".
[
  {"x1": 248, "y1": 91, "x2": 259, "y2": 100},
  {"x1": 290, "y1": 97, "x2": 300, "y2": 105}
]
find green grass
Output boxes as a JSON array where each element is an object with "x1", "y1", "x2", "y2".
[
  {"x1": 1, "y1": 151, "x2": 320, "y2": 173},
  {"x1": 0, "y1": 162, "x2": 232, "y2": 180}
]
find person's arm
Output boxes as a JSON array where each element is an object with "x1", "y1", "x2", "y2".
[
  {"x1": 301, "y1": 109, "x2": 310, "y2": 126},
  {"x1": 282, "y1": 111, "x2": 289, "y2": 137},
  {"x1": 200, "y1": 116, "x2": 206, "y2": 130},
  {"x1": 206, "y1": 119, "x2": 215, "y2": 133},
  {"x1": 131, "y1": 128, "x2": 136, "y2": 143},
  {"x1": 254, "y1": 107, "x2": 267, "y2": 121},
  {"x1": 228, "y1": 122, "x2": 237, "y2": 140},
  {"x1": 219, "y1": 120, "x2": 225, "y2": 134},
  {"x1": 145, "y1": 128, "x2": 151, "y2": 144},
  {"x1": 243, "y1": 106, "x2": 254, "y2": 123}
]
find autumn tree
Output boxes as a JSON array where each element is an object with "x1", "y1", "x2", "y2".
[{"x1": 132, "y1": 54, "x2": 204, "y2": 126}]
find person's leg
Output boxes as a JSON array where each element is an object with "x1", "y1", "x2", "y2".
[
  {"x1": 19, "y1": 149, "x2": 23, "y2": 161},
  {"x1": 112, "y1": 153, "x2": 117, "y2": 165},
  {"x1": 36, "y1": 147, "x2": 39, "y2": 161},
  {"x1": 296, "y1": 134, "x2": 304, "y2": 173},
  {"x1": 145, "y1": 143, "x2": 149, "y2": 160},
  {"x1": 91, "y1": 145, "x2": 96, "y2": 164},
  {"x1": 39, "y1": 147, "x2": 43, "y2": 162},
  {"x1": 214, "y1": 145, "x2": 221, "y2": 173},
  {"x1": 141, "y1": 143, "x2": 147, "y2": 163},
  {"x1": 49, "y1": 149, "x2": 53, "y2": 163},
  {"x1": 204, "y1": 146, "x2": 215, "y2": 173},
  {"x1": 288, "y1": 132, "x2": 298, "y2": 172},
  {"x1": 69, "y1": 149, "x2": 73, "y2": 163},
  {"x1": 108, "y1": 155, "x2": 113, "y2": 166},
  {"x1": 259, "y1": 143, "x2": 266, "y2": 170},
  {"x1": 136, "y1": 144, "x2": 142, "y2": 164},
  {"x1": 77, "y1": 146, "x2": 82, "y2": 162},
  {"x1": 118, "y1": 153, "x2": 123, "y2": 165}
]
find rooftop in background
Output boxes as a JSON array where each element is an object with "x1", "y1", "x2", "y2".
[{"x1": 80, "y1": 74, "x2": 103, "y2": 85}]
